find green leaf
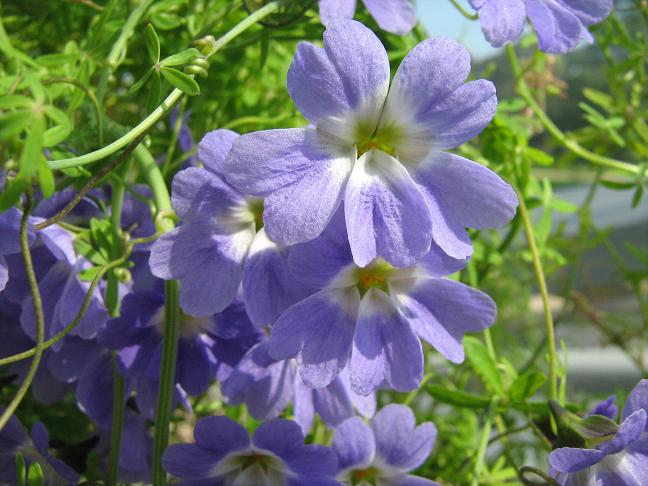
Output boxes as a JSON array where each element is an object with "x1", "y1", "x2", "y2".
[
  {"x1": 0, "y1": 110, "x2": 33, "y2": 140},
  {"x1": 27, "y1": 462, "x2": 44, "y2": 486},
  {"x1": 74, "y1": 237, "x2": 108, "y2": 265},
  {"x1": 129, "y1": 68, "x2": 153, "y2": 93},
  {"x1": 15, "y1": 452, "x2": 25, "y2": 486},
  {"x1": 0, "y1": 95, "x2": 33, "y2": 110},
  {"x1": 43, "y1": 105, "x2": 73, "y2": 147},
  {"x1": 19, "y1": 115, "x2": 45, "y2": 179},
  {"x1": 0, "y1": 175, "x2": 28, "y2": 211},
  {"x1": 464, "y1": 336, "x2": 504, "y2": 394},
  {"x1": 151, "y1": 11, "x2": 183, "y2": 30},
  {"x1": 583, "y1": 88, "x2": 613, "y2": 112},
  {"x1": 147, "y1": 72, "x2": 162, "y2": 113},
  {"x1": 145, "y1": 23, "x2": 160, "y2": 63},
  {"x1": 160, "y1": 48, "x2": 200, "y2": 67},
  {"x1": 526, "y1": 147, "x2": 554, "y2": 166},
  {"x1": 509, "y1": 372, "x2": 546, "y2": 402},
  {"x1": 36, "y1": 52, "x2": 80, "y2": 67},
  {"x1": 90, "y1": 218, "x2": 116, "y2": 257},
  {"x1": 37, "y1": 158, "x2": 55, "y2": 198},
  {"x1": 78, "y1": 265, "x2": 104, "y2": 282},
  {"x1": 599, "y1": 179, "x2": 636, "y2": 190},
  {"x1": 260, "y1": 30, "x2": 270, "y2": 70},
  {"x1": 631, "y1": 185, "x2": 644, "y2": 208},
  {"x1": 426, "y1": 384, "x2": 491, "y2": 409},
  {"x1": 160, "y1": 67, "x2": 200, "y2": 96},
  {"x1": 551, "y1": 197, "x2": 578, "y2": 213}
]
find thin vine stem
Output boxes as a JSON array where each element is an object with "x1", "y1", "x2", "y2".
[
  {"x1": 0, "y1": 253, "x2": 129, "y2": 366},
  {"x1": 47, "y1": 0, "x2": 282, "y2": 171},
  {"x1": 35, "y1": 134, "x2": 145, "y2": 231},
  {"x1": 43, "y1": 77, "x2": 104, "y2": 146},
  {"x1": 506, "y1": 44, "x2": 645, "y2": 178},
  {"x1": 471, "y1": 398, "x2": 497, "y2": 486},
  {"x1": 514, "y1": 186, "x2": 559, "y2": 405},
  {"x1": 449, "y1": 0, "x2": 478, "y2": 20},
  {"x1": 0, "y1": 195, "x2": 45, "y2": 432},
  {"x1": 152, "y1": 280, "x2": 180, "y2": 486},
  {"x1": 105, "y1": 163, "x2": 128, "y2": 485}
]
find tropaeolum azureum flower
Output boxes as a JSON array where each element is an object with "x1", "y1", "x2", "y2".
[
  {"x1": 469, "y1": 0, "x2": 613, "y2": 53},
  {"x1": 550, "y1": 379, "x2": 648, "y2": 485},
  {"x1": 333, "y1": 404, "x2": 439, "y2": 486},
  {"x1": 268, "y1": 210, "x2": 497, "y2": 395},
  {"x1": 318, "y1": 0, "x2": 417, "y2": 35},
  {"x1": 149, "y1": 129, "x2": 311, "y2": 319},
  {"x1": 162, "y1": 415, "x2": 341, "y2": 485},
  {"x1": 225, "y1": 19, "x2": 517, "y2": 268}
]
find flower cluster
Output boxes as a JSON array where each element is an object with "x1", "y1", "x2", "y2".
[{"x1": 0, "y1": 1, "x2": 625, "y2": 484}]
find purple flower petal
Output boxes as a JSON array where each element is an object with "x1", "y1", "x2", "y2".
[
  {"x1": 372, "y1": 404, "x2": 437, "y2": 471},
  {"x1": 599, "y1": 410, "x2": 647, "y2": 456},
  {"x1": 176, "y1": 336, "x2": 215, "y2": 395},
  {"x1": 253, "y1": 420, "x2": 338, "y2": 478},
  {"x1": 362, "y1": 0, "x2": 417, "y2": 35},
  {"x1": 318, "y1": 0, "x2": 356, "y2": 24},
  {"x1": 162, "y1": 444, "x2": 222, "y2": 479},
  {"x1": 224, "y1": 127, "x2": 353, "y2": 246},
  {"x1": 525, "y1": 0, "x2": 589, "y2": 54},
  {"x1": 0, "y1": 256, "x2": 7, "y2": 292},
  {"x1": 294, "y1": 379, "x2": 316, "y2": 434},
  {"x1": 149, "y1": 223, "x2": 254, "y2": 316},
  {"x1": 403, "y1": 277, "x2": 497, "y2": 363},
  {"x1": 270, "y1": 288, "x2": 359, "y2": 388},
  {"x1": 171, "y1": 167, "x2": 246, "y2": 224},
  {"x1": 313, "y1": 376, "x2": 355, "y2": 427},
  {"x1": 333, "y1": 416, "x2": 375, "y2": 470},
  {"x1": 345, "y1": 150, "x2": 432, "y2": 268},
  {"x1": 379, "y1": 37, "x2": 471, "y2": 165},
  {"x1": 242, "y1": 229, "x2": 314, "y2": 327},
  {"x1": 193, "y1": 415, "x2": 250, "y2": 455},
  {"x1": 287, "y1": 207, "x2": 353, "y2": 288},
  {"x1": 0, "y1": 208, "x2": 32, "y2": 255},
  {"x1": 197, "y1": 129, "x2": 239, "y2": 177},
  {"x1": 623, "y1": 379, "x2": 648, "y2": 423},
  {"x1": 591, "y1": 395, "x2": 618, "y2": 420},
  {"x1": 418, "y1": 243, "x2": 469, "y2": 277},
  {"x1": 286, "y1": 20, "x2": 389, "y2": 140},
  {"x1": 221, "y1": 342, "x2": 296, "y2": 421},
  {"x1": 397, "y1": 476, "x2": 442, "y2": 486},
  {"x1": 470, "y1": 0, "x2": 526, "y2": 47},
  {"x1": 550, "y1": 447, "x2": 605, "y2": 473},
  {"x1": 350, "y1": 289, "x2": 423, "y2": 395}
]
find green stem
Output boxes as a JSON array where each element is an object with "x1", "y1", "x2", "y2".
[
  {"x1": 0, "y1": 195, "x2": 45, "y2": 432},
  {"x1": 514, "y1": 186, "x2": 558, "y2": 405},
  {"x1": 105, "y1": 163, "x2": 128, "y2": 486},
  {"x1": 152, "y1": 280, "x2": 180, "y2": 486},
  {"x1": 133, "y1": 143, "x2": 179, "y2": 484},
  {"x1": 471, "y1": 399, "x2": 497, "y2": 486},
  {"x1": 449, "y1": 0, "x2": 478, "y2": 20},
  {"x1": 47, "y1": 0, "x2": 282, "y2": 171},
  {"x1": 97, "y1": 0, "x2": 154, "y2": 103},
  {"x1": 506, "y1": 44, "x2": 644, "y2": 178},
  {"x1": 107, "y1": 355, "x2": 125, "y2": 486}
]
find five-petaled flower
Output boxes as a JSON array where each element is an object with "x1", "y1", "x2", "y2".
[
  {"x1": 268, "y1": 210, "x2": 497, "y2": 395},
  {"x1": 333, "y1": 404, "x2": 440, "y2": 486},
  {"x1": 225, "y1": 19, "x2": 517, "y2": 269},
  {"x1": 162, "y1": 415, "x2": 341, "y2": 485}
]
